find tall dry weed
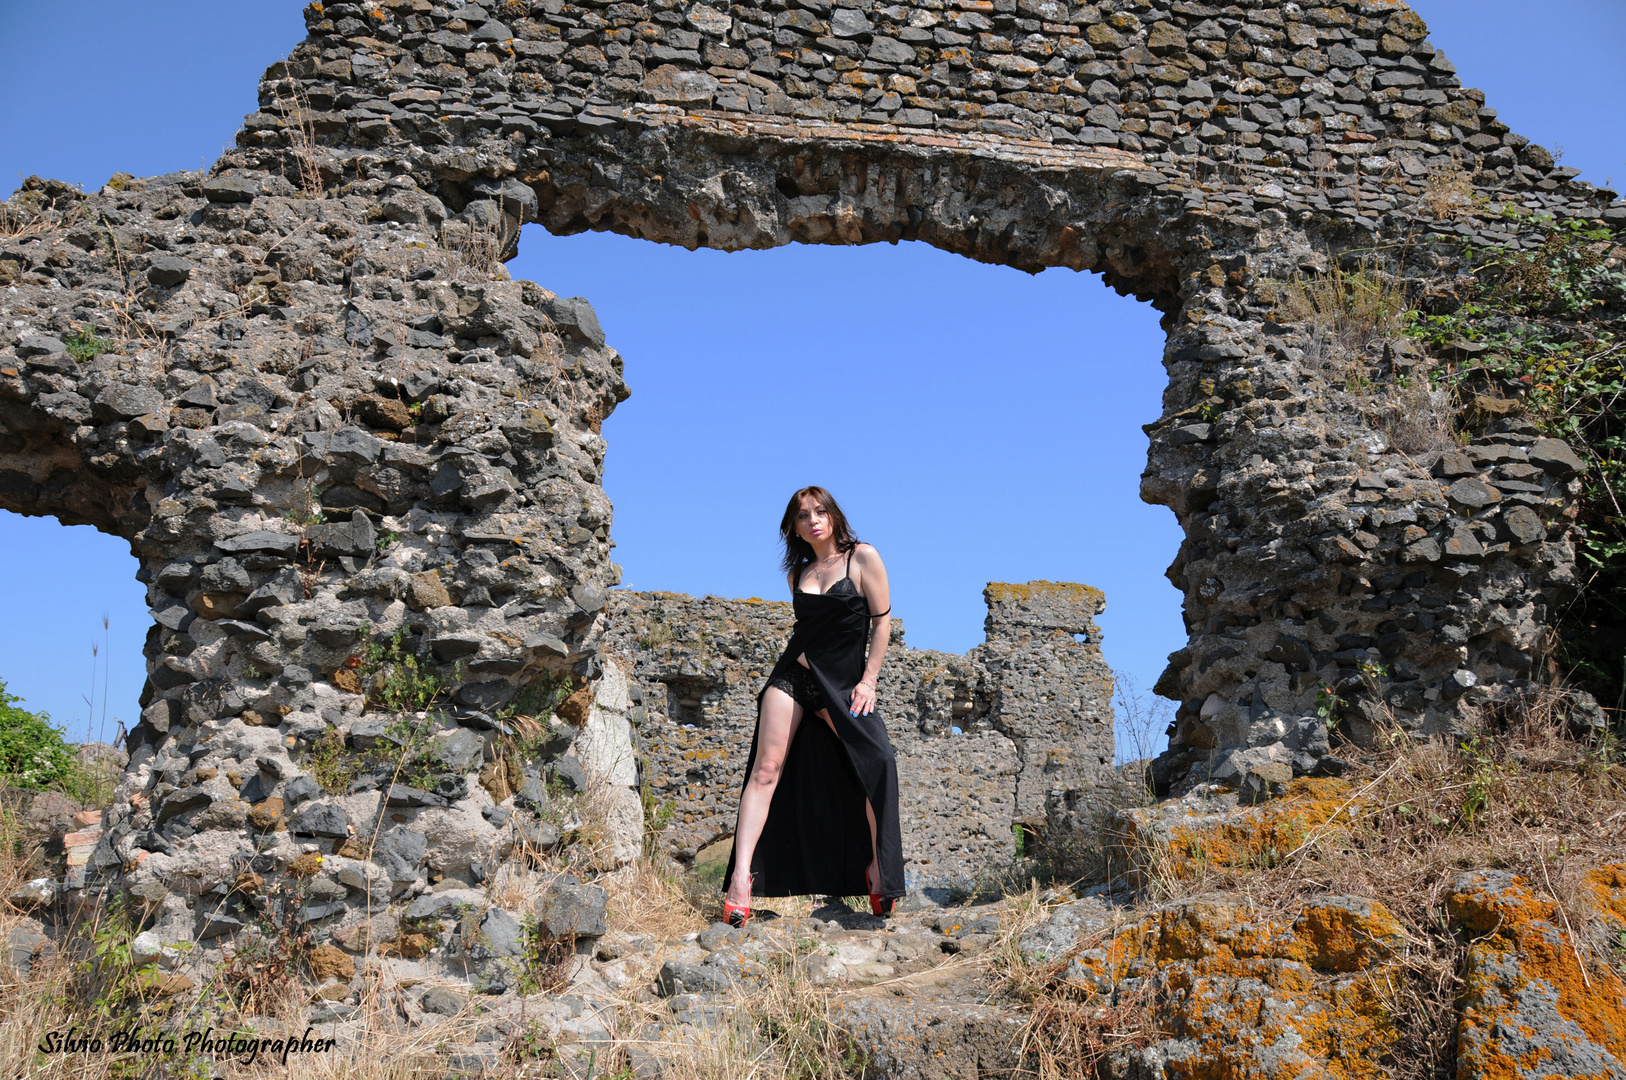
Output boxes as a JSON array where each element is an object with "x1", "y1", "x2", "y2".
[
  {"x1": 1114, "y1": 670, "x2": 1172, "y2": 802},
  {"x1": 1380, "y1": 379, "x2": 1458, "y2": 453},
  {"x1": 1009, "y1": 966, "x2": 1166, "y2": 1080},
  {"x1": 1266, "y1": 261, "x2": 1462, "y2": 453},
  {"x1": 1270, "y1": 262, "x2": 1411, "y2": 378},
  {"x1": 1419, "y1": 156, "x2": 1484, "y2": 220},
  {"x1": 268, "y1": 79, "x2": 327, "y2": 197},
  {"x1": 604, "y1": 856, "x2": 706, "y2": 942},
  {"x1": 440, "y1": 211, "x2": 515, "y2": 280},
  {"x1": 0, "y1": 203, "x2": 54, "y2": 241},
  {"x1": 579, "y1": 926, "x2": 859, "y2": 1080}
]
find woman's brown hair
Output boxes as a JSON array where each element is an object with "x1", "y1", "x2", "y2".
[{"x1": 779, "y1": 486, "x2": 859, "y2": 578}]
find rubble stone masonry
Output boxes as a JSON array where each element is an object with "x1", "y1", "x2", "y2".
[{"x1": 0, "y1": 0, "x2": 1620, "y2": 930}]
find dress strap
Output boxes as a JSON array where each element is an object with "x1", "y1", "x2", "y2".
[
  {"x1": 845, "y1": 546, "x2": 855, "y2": 576},
  {"x1": 869, "y1": 607, "x2": 891, "y2": 619}
]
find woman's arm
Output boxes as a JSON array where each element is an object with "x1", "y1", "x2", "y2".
[{"x1": 850, "y1": 544, "x2": 891, "y2": 716}]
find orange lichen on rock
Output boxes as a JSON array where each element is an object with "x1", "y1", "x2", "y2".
[
  {"x1": 1291, "y1": 897, "x2": 1406, "y2": 974},
  {"x1": 1447, "y1": 869, "x2": 1626, "y2": 1080},
  {"x1": 1115, "y1": 776, "x2": 1358, "y2": 881},
  {"x1": 1586, "y1": 864, "x2": 1626, "y2": 933},
  {"x1": 1031, "y1": 895, "x2": 1407, "y2": 1078},
  {"x1": 1288, "y1": 976, "x2": 1405, "y2": 1080}
]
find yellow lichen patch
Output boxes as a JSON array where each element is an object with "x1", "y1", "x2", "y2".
[
  {"x1": 1289, "y1": 976, "x2": 1404, "y2": 1080},
  {"x1": 1449, "y1": 870, "x2": 1626, "y2": 1080},
  {"x1": 1292, "y1": 900, "x2": 1405, "y2": 973},
  {"x1": 1155, "y1": 777, "x2": 1356, "y2": 879},
  {"x1": 1144, "y1": 902, "x2": 1301, "y2": 967},
  {"x1": 1144, "y1": 901, "x2": 1248, "y2": 962},
  {"x1": 1043, "y1": 896, "x2": 1407, "y2": 1078},
  {"x1": 984, "y1": 580, "x2": 1106, "y2": 612},
  {"x1": 1586, "y1": 864, "x2": 1626, "y2": 932},
  {"x1": 1446, "y1": 871, "x2": 1558, "y2": 936}
]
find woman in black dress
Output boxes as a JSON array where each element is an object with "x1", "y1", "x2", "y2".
[{"x1": 721, "y1": 486, "x2": 904, "y2": 926}]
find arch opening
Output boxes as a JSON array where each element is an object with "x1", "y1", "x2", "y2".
[
  {"x1": 507, "y1": 222, "x2": 1183, "y2": 871},
  {"x1": 0, "y1": 512, "x2": 147, "y2": 748}
]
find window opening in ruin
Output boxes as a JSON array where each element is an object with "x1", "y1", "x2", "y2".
[
  {"x1": 0, "y1": 512, "x2": 148, "y2": 746},
  {"x1": 1012, "y1": 819, "x2": 1040, "y2": 858},
  {"x1": 662, "y1": 675, "x2": 725, "y2": 729},
  {"x1": 513, "y1": 226, "x2": 1185, "y2": 761}
]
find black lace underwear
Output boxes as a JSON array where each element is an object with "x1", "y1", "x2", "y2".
[{"x1": 766, "y1": 660, "x2": 822, "y2": 713}]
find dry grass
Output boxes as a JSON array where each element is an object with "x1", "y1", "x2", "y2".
[
  {"x1": 0, "y1": 202, "x2": 55, "y2": 240},
  {"x1": 604, "y1": 856, "x2": 707, "y2": 942},
  {"x1": 439, "y1": 211, "x2": 515, "y2": 281},
  {"x1": 1269, "y1": 262, "x2": 1412, "y2": 379},
  {"x1": 1265, "y1": 262, "x2": 1461, "y2": 453},
  {"x1": 989, "y1": 878, "x2": 1067, "y2": 975},
  {"x1": 1380, "y1": 379, "x2": 1458, "y2": 453},
  {"x1": 0, "y1": 802, "x2": 50, "y2": 903},
  {"x1": 992, "y1": 880, "x2": 1158, "y2": 1080},
  {"x1": 1419, "y1": 156, "x2": 1485, "y2": 221},
  {"x1": 1008, "y1": 964, "x2": 1165, "y2": 1080},
  {"x1": 1140, "y1": 695, "x2": 1625, "y2": 920},
  {"x1": 601, "y1": 933, "x2": 861, "y2": 1080},
  {"x1": 1113, "y1": 670, "x2": 1171, "y2": 801},
  {"x1": 268, "y1": 78, "x2": 327, "y2": 198}
]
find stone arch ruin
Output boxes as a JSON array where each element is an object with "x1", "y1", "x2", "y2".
[{"x1": 1, "y1": 0, "x2": 1617, "y2": 929}]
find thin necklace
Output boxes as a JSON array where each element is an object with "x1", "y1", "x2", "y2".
[{"x1": 808, "y1": 549, "x2": 841, "y2": 587}]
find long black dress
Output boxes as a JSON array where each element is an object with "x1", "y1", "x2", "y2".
[{"x1": 722, "y1": 551, "x2": 906, "y2": 901}]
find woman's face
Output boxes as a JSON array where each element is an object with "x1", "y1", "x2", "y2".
[{"x1": 795, "y1": 496, "x2": 831, "y2": 545}]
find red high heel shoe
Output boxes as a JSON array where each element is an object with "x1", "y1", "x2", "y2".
[
  {"x1": 867, "y1": 867, "x2": 893, "y2": 917},
  {"x1": 723, "y1": 899, "x2": 751, "y2": 928}
]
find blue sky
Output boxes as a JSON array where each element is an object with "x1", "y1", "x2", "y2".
[{"x1": 0, "y1": 1, "x2": 1620, "y2": 745}]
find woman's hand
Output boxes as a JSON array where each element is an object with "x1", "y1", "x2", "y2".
[{"x1": 849, "y1": 680, "x2": 877, "y2": 717}]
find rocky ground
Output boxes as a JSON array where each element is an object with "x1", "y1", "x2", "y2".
[
  {"x1": 8, "y1": 708, "x2": 1624, "y2": 1080},
  {"x1": 4, "y1": 804, "x2": 1048, "y2": 1079}
]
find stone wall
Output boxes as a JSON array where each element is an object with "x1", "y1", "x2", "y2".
[
  {"x1": 0, "y1": 0, "x2": 1621, "y2": 937},
  {"x1": 0, "y1": 169, "x2": 648, "y2": 937},
  {"x1": 599, "y1": 580, "x2": 1115, "y2": 889},
  {"x1": 216, "y1": 0, "x2": 1618, "y2": 790}
]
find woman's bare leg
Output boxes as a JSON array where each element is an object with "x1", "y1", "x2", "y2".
[
  {"x1": 864, "y1": 799, "x2": 881, "y2": 895},
  {"x1": 726, "y1": 687, "x2": 803, "y2": 907}
]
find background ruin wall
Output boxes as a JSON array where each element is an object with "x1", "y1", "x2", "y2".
[{"x1": 600, "y1": 581, "x2": 1117, "y2": 889}]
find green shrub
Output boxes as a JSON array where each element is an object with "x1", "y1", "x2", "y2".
[
  {"x1": 1407, "y1": 216, "x2": 1626, "y2": 715},
  {"x1": 0, "y1": 678, "x2": 83, "y2": 790},
  {"x1": 63, "y1": 328, "x2": 113, "y2": 362},
  {"x1": 357, "y1": 624, "x2": 451, "y2": 712}
]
